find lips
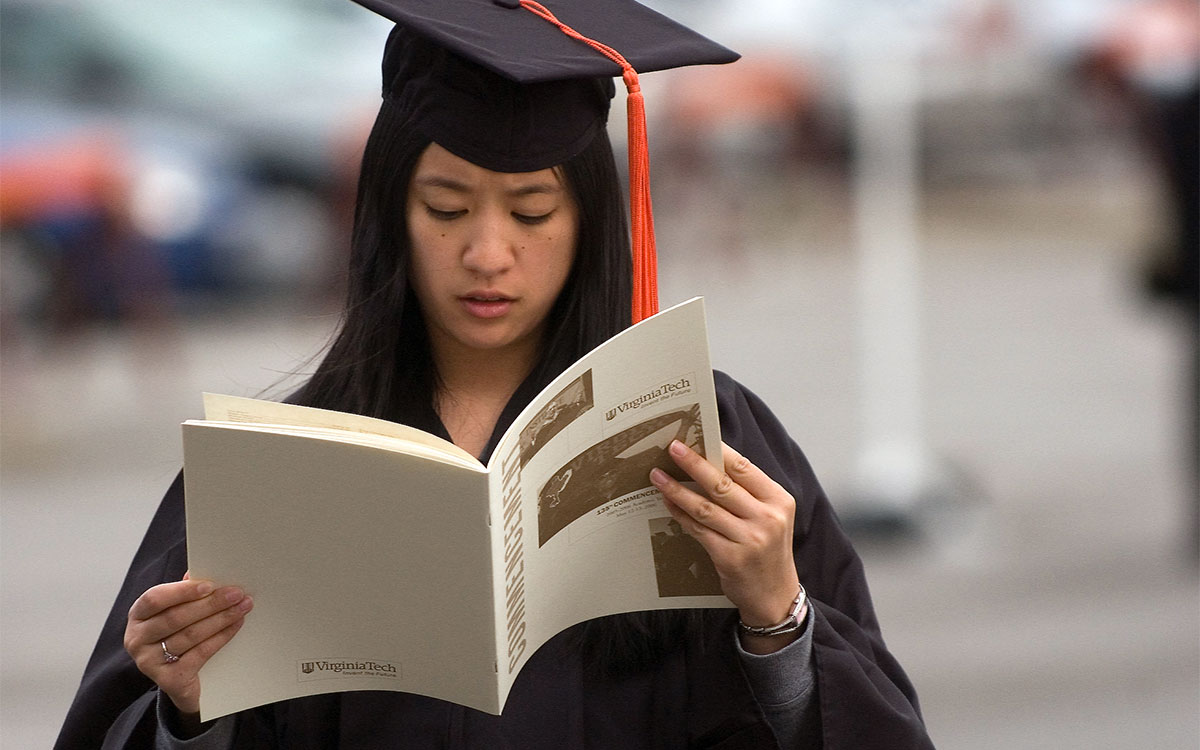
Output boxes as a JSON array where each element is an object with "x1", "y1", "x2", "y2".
[{"x1": 459, "y1": 292, "x2": 515, "y2": 319}]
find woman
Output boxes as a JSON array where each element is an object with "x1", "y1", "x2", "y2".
[{"x1": 56, "y1": 3, "x2": 933, "y2": 748}]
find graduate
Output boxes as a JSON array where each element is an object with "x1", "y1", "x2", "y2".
[{"x1": 56, "y1": 1, "x2": 933, "y2": 747}]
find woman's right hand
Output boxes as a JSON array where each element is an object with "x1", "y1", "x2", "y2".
[{"x1": 123, "y1": 575, "x2": 253, "y2": 720}]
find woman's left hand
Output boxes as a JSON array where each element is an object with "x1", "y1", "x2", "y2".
[{"x1": 650, "y1": 440, "x2": 803, "y2": 649}]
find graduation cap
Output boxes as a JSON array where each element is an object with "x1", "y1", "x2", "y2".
[{"x1": 349, "y1": 0, "x2": 739, "y2": 323}]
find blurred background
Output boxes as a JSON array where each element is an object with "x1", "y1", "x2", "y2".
[{"x1": 2, "y1": 0, "x2": 1197, "y2": 747}]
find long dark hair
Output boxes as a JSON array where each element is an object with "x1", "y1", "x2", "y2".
[
  {"x1": 296, "y1": 100, "x2": 698, "y2": 676},
  {"x1": 293, "y1": 100, "x2": 631, "y2": 422}
]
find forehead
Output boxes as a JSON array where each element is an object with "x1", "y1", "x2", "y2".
[{"x1": 412, "y1": 143, "x2": 566, "y2": 193}]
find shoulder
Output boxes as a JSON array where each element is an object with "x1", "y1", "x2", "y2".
[
  {"x1": 712, "y1": 370, "x2": 799, "y2": 463},
  {"x1": 713, "y1": 371, "x2": 784, "y2": 437},
  {"x1": 711, "y1": 370, "x2": 824, "y2": 532}
]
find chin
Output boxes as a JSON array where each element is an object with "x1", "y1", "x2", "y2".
[
  {"x1": 457, "y1": 331, "x2": 527, "y2": 353},
  {"x1": 439, "y1": 315, "x2": 543, "y2": 359}
]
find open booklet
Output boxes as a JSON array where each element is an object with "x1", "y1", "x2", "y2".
[{"x1": 184, "y1": 296, "x2": 732, "y2": 721}]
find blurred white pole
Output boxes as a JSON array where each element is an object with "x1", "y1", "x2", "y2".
[{"x1": 846, "y1": 23, "x2": 940, "y2": 518}]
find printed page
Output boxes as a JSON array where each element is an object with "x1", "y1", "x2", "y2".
[
  {"x1": 489, "y1": 297, "x2": 732, "y2": 701},
  {"x1": 203, "y1": 393, "x2": 480, "y2": 468},
  {"x1": 185, "y1": 422, "x2": 500, "y2": 719}
]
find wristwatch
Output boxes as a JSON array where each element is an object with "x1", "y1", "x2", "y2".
[{"x1": 737, "y1": 583, "x2": 808, "y2": 637}]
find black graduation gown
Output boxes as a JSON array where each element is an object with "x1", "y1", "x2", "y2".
[{"x1": 55, "y1": 372, "x2": 933, "y2": 749}]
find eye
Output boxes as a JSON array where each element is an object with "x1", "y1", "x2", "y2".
[
  {"x1": 425, "y1": 205, "x2": 466, "y2": 221},
  {"x1": 513, "y1": 210, "x2": 554, "y2": 226}
]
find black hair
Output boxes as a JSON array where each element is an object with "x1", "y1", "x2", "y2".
[{"x1": 293, "y1": 100, "x2": 631, "y2": 421}]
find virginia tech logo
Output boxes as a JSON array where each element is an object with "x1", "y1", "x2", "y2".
[{"x1": 297, "y1": 658, "x2": 399, "y2": 682}]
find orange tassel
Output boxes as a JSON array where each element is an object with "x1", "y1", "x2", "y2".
[
  {"x1": 519, "y1": 0, "x2": 659, "y2": 324},
  {"x1": 625, "y1": 76, "x2": 658, "y2": 324}
]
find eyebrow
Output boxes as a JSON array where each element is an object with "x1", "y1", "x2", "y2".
[{"x1": 413, "y1": 176, "x2": 562, "y2": 197}]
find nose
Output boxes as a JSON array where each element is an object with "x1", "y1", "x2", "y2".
[{"x1": 461, "y1": 210, "x2": 516, "y2": 278}]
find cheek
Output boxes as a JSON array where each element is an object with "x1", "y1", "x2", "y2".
[
  {"x1": 547, "y1": 247, "x2": 577, "y2": 298},
  {"x1": 539, "y1": 226, "x2": 576, "y2": 281},
  {"x1": 408, "y1": 220, "x2": 456, "y2": 272},
  {"x1": 406, "y1": 229, "x2": 445, "y2": 300}
]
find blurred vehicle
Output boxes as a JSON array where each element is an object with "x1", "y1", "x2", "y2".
[
  {"x1": 0, "y1": 0, "x2": 390, "y2": 327},
  {"x1": 1, "y1": 104, "x2": 245, "y2": 327}
]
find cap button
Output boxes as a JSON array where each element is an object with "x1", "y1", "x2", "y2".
[{"x1": 492, "y1": 0, "x2": 521, "y2": 8}]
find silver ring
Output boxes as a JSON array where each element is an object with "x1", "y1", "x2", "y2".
[{"x1": 162, "y1": 641, "x2": 181, "y2": 664}]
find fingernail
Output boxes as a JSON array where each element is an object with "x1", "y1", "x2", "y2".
[
  {"x1": 194, "y1": 581, "x2": 213, "y2": 597},
  {"x1": 649, "y1": 468, "x2": 668, "y2": 486},
  {"x1": 669, "y1": 440, "x2": 686, "y2": 457},
  {"x1": 237, "y1": 596, "x2": 254, "y2": 613},
  {"x1": 225, "y1": 587, "x2": 245, "y2": 604}
]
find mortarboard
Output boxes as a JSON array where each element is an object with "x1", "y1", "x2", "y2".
[{"x1": 348, "y1": 0, "x2": 739, "y2": 323}]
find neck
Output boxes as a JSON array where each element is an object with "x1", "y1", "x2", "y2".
[
  {"x1": 434, "y1": 341, "x2": 538, "y2": 404},
  {"x1": 430, "y1": 338, "x2": 541, "y2": 457}
]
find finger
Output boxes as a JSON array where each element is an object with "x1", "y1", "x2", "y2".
[
  {"x1": 147, "y1": 617, "x2": 248, "y2": 718},
  {"x1": 719, "y1": 442, "x2": 785, "y2": 503},
  {"x1": 664, "y1": 440, "x2": 759, "y2": 517},
  {"x1": 128, "y1": 579, "x2": 215, "y2": 622},
  {"x1": 651, "y1": 466, "x2": 743, "y2": 541},
  {"x1": 184, "y1": 616, "x2": 247, "y2": 672},
  {"x1": 162, "y1": 615, "x2": 247, "y2": 676},
  {"x1": 159, "y1": 595, "x2": 253, "y2": 659},
  {"x1": 659, "y1": 491, "x2": 718, "y2": 540},
  {"x1": 139, "y1": 586, "x2": 250, "y2": 644}
]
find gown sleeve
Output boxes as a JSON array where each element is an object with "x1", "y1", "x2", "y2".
[
  {"x1": 155, "y1": 694, "x2": 236, "y2": 750},
  {"x1": 713, "y1": 371, "x2": 934, "y2": 749},
  {"x1": 735, "y1": 611, "x2": 818, "y2": 746}
]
